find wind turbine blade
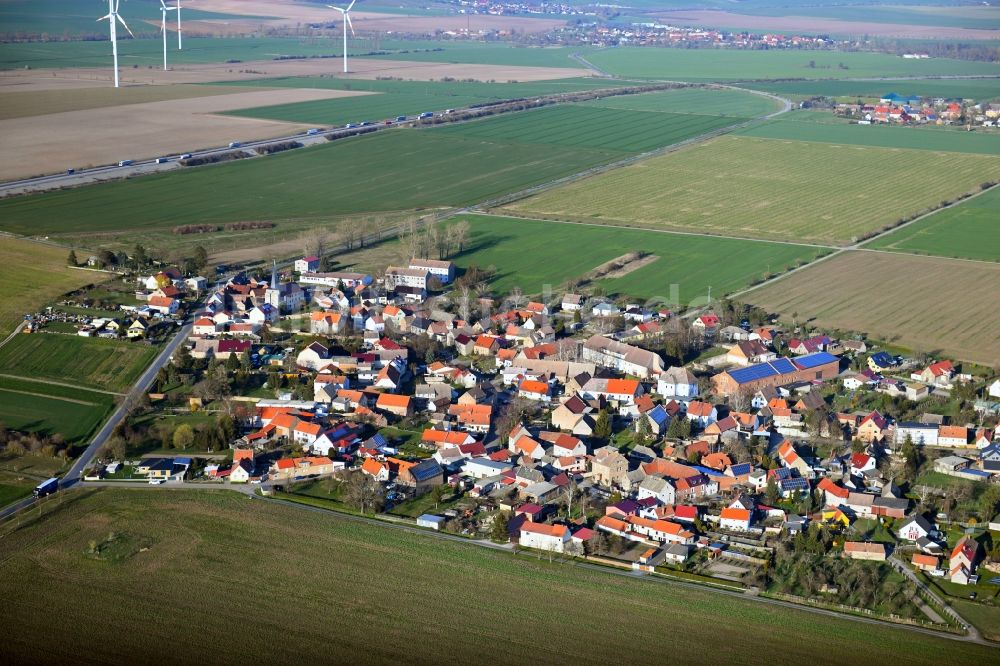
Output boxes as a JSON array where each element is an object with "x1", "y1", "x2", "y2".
[
  {"x1": 97, "y1": 14, "x2": 111, "y2": 22},
  {"x1": 346, "y1": 0, "x2": 357, "y2": 11},
  {"x1": 160, "y1": 0, "x2": 168, "y2": 9},
  {"x1": 346, "y1": 13, "x2": 355, "y2": 37},
  {"x1": 117, "y1": 14, "x2": 135, "y2": 38},
  {"x1": 328, "y1": 5, "x2": 344, "y2": 11}
]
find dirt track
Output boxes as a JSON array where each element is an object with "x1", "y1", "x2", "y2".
[
  {"x1": 0, "y1": 88, "x2": 370, "y2": 180},
  {"x1": 658, "y1": 10, "x2": 1000, "y2": 41}
]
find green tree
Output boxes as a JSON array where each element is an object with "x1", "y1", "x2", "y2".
[
  {"x1": 634, "y1": 413, "x2": 652, "y2": 446},
  {"x1": 172, "y1": 423, "x2": 194, "y2": 450},
  {"x1": 67, "y1": 250, "x2": 78, "y2": 267},
  {"x1": 766, "y1": 476, "x2": 780, "y2": 505},
  {"x1": 900, "y1": 434, "x2": 921, "y2": 482},
  {"x1": 225, "y1": 352, "x2": 241, "y2": 372},
  {"x1": 593, "y1": 409, "x2": 612, "y2": 441},
  {"x1": 490, "y1": 511, "x2": 510, "y2": 543},
  {"x1": 193, "y1": 246, "x2": 209, "y2": 273}
]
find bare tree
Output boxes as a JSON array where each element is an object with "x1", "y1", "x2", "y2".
[
  {"x1": 458, "y1": 284, "x2": 472, "y2": 322},
  {"x1": 301, "y1": 228, "x2": 327, "y2": 259},
  {"x1": 451, "y1": 219, "x2": 470, "y2": 255},
  {"x1": 509, "y1": 286, "x2": 526, "y2": 310}
]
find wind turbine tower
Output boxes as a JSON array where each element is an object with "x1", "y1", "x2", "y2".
[
  {"x1": 97, "y1": 0, "x2": 134, "y2": 88},
  {"x1": 328, "y1": 1, "x2": 357, "y2": 74},
  {"x1": 159, "y1": 0, "x2": 178, "y2": 71}
]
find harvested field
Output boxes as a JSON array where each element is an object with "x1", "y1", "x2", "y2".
[
  {"x1": 747, "y1": 251, "x2": 1000, "y2": 365},
  {"x1": 0, "y1": 237, "x2": 99, "y2": 336},
  {"x1": 0, "y1": 84, "x2": 257, "y2": 120},
  {"x1": 0, "y1": 57, "x2": 589, "y2": 91},
  {"x1": 656, "y1": 9, "x2": 1000, "y2": 40},
  {"x1": 0, "y1": 87, "x2": 369, "y2": 180},
  {"x1": 506, "y1": 136, "x2": 1000, "y2": 245},
  {"x1": 0, "y1": 489, "x2": 992, "y2": 664}
]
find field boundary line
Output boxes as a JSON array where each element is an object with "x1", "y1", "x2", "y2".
[
  {"x1": 735, "y1": 181, "x2": 1000, "y2": 300},
  {"x1": 0, "y1": 386, "x2": 100, "y2": 406},
  {"x1": 0, "y1": 373, "x2": 125, "y2": 397}
]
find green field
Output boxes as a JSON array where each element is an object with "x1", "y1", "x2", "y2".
[
  {"x1": 222, "y1": 76, "x2": 623, "y2": 126},
  {"x1": 734, "y1": 78, "x2": 1000, "y2": 102},
  {"x1": 424, "y1": 214, "x2": 827, "y2": 303},
  {"x1": 586, "y1": 48, "x2": 1000, "y2": 82},
  {"x1": 739, "y1": 114, "x2": 1000, "y2": 155},
  {"x1": 0, "y1": 95, "x2": 761, "y2": 236},
  {"x1": 581, "y1": 87, "x2": 781, "y2": 117},
  {"x1": 0, "y1": 130, "x2": 621, "y2": 235},
  {"x1": 0, "y1": 0, "x2": 266, "y2": 37},
  {"x1": 0, "y1": 36, "x2": 584, "y2": 71},
  {"x1": 0, "y1": 489, "x2": 991, "y2": 664},
  {"x1": 730, "y1": 4, "x2": 1000, "y2": 30},
  {"x1": 0, "y1": 334, "x2": 156, "y2": 393},
  {"x1": 865, "y1": 186, "x2": 1000, "y2": 262},
  {"x1": 436, "y1": 104, "x2": 747, "y2": 153},
  {"x1": 0, "y1": 237, "x2": 99, "y2": 336},
  {"x1": 0, "y1": 376, "x2": 114, "y2": 443},
  {"x1": 507, "y1": 135, "x2": 1000, "y2": 245}
]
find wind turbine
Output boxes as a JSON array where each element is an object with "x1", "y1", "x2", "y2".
[
  {"x1": 159, "y1": 0, "x2": 177, "y2": 71},
  {"x1": 97, "y1": 0, "x2": 134, "y2": 88},
  {"x1": 328, "y1": 1, "x2": 357, "y2": 74},
  {"x1": 175, "y1": 0, "x2": 183, "y2": 50}
]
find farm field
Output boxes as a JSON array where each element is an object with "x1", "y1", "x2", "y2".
[
  {"x1": 0, "y1": 237, "x2": 98, "y2": 336},
  {"x1": 739, "y1": 115, "x2": 1000, "y2": 155},
  {"x1": 585, "y1": 48, "x2": 1000, "y2": 82},
  {"x1": 435, "y1": 104, "x2": 747, "y2": 153},
  {"x1": 864, "y1": 186, "x2": 1000, "y2": 262},
  {"x1": 747, "y1": 251, "x2": 1000, "y2": 365},
  {"x1": 0, "y1": 376, "x2": 114, "y2": 444},
  {"x1": 0, "y1": 87, "x2": 368, "y2": 181},
  {"x1": 0, "y1": 84, "x2": 258, "y2": 121},
  {"x1": 0, "y1": 130, "x2": 621, "y2": 236},
  {"x1": 580, "y1": 87, "x2": 781, "y2": 117},
  {"x1": 734, "y1": 79, "x2": 1000, "y2": 103},
  {"x1": 723, "y1": 4, "x2": 1000, "y2": 31},
  {"x1": 0, "y1": 334, "x2": 157, "y2": 393},
  {"x1": 0, "y1": 94, "x2": 764, "y2": 238},
  {"x1": 403, "y1": 214, "x2": 827, "y2": 303},
  {"x1": 0, "y1": 489, "x2": 991, "y2": 665},
  {"x1": 222, "y1": 76, "x2": 629, "y2": 126},
  {"x1": 0, "y1": 455, "x2": 67, "y2": 507},
  {"x1": 505, "y1": 135, "x2": 1000, "y2": 245}
]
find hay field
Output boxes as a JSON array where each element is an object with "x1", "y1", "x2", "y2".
[
  {"x1": 0, "y1": 489, "x2": 991, "y2": 665},
  {"x1": 0, "y1": 237, "x2": 97, "y2": 336},
  {"x1": 506, "y1": 136, "x2": 1000, "y2": 245},
  {"x1": 0, "y1": 87, "x2": 370, "y2": 180},
  {"x1": 748, "y1": 251, "x2": 1000, "y2": 364}
]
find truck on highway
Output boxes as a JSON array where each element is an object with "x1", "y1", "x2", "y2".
[
  {"x1": 34, "y1": 478, "x2": 59, "y2": 497},
  {"x1": 155, "y1": 157, "x2": 170, "y2": 164},
  {"x1": 228, "y1": 141, "x2": 241, "y2": 148},
  {"x1": 118, "y1": 159, "x2": 133, "y2": 167},
  {"x1": 418, "y1": 112, "x2": 433, "y2": 119}
]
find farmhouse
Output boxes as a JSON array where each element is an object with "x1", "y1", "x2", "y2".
[
  {"x1": 409, "y1": 258, "x2": 455, "y2": 284},
  {"x1": 519, "y1": 522, "x2": 571, "y2": 553},
  {"x1": 582, "y1": 335, "x2": 665, "y2": 379}
]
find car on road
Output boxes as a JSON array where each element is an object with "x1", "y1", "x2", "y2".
[
  {"x1": 66, "y1": 168, "x2": 75, "y2": 175},
  {"x1": 228, "y1": 141, "x2": 242, "y2": 148},
  {"x1": 360, "y1": 121, "x2": 372, "y2": 126},
  {"x1": 396, "y1": 115, "x2": 407, "y2": 122},
  {"x1": 118, "y1": 159, "x2": 133, "y2": 167},
  {"x1": 179, "y1": 153, "x2": 192, "y2": 159},
  {"x1": 419, "y1": 112, "x2": 433, "y2": 119},
  {"x1": 345, "y1": 123, "x2": 356, "y2": 129},
  {"x1": 306, "y1": 128, "x2": 320, "y2": 135},
  {"x1": 383, "y1": 119, "x2": 393, "y2": 125},
  {"x1": 148, "y1": 478, "x2": 165, "y2": 485}
]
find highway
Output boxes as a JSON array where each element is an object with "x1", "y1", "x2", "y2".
[{"x1": 0, "y1": 124, "x2": 379, "y2": 198}]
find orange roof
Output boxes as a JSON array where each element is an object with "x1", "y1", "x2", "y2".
[
  {"x1": 148, "y1": 296, "x2": 174, "y2": 307},
  {"x1": 376, "y1": 393, "x2": 412, "y2": 408},
  {"x1": 475, "y1": 335, "x2": 498, "y2": 348},
  {"x1": 818, "y1": 477, "x2": 849, "y2": 499},
  {"x1": 720, "y1": 507, "x2": 751, "y2": 522},
  {"x1": 514, "y1": 435, "x2": 542, "y2": 455},
  {"x1": 193, "y1": 318, "x2": 215, "y2": 327},
  {"x1": 520, "y1": 522, "x2": 569, "y2": 538},
  {"x1": 938, "y1": 425, "x2": 968, "y2": 440},
  {"x1": 595, "y1": 515, "x2": 629, "y2": 533},
  {"x1": 606, "y1": 379, "x2": 640, "y2": 395},
  {"x1": 310, "y1": 311, "x2": 341, "y2": 323},
  {"x1": 295, "y1": 422, "x2": 322, "y2": 436},
  {"x1": 912, "y1": 553, "x2": 939, "y2": 567},
  {"x1": 233, "y1": 448, "x2": 254, "y2": 462},
  {"x1": 687, "y1": 401, "x2": 713, "y2": 417},
  {"x1": 702, "y1": 452, "x2": 732, "y2": 471},
  {"x1": 362, "y1": 458, "x2": 386, "y2": 476},
  {"x1": 423, "y1": 429, "x2": 472, "y2": 445},
  {"x1": 520, "y1": 380, "x2": 550, "y2": 395}
]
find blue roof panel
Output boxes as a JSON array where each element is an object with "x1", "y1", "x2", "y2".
[
  {"x1": 770, "y1": 358, "x2": 797, "y2": 374},
  {"x1": 795, "y1": 352, "x2": 838, "y2": 369}
]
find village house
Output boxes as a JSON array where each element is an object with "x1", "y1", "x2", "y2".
[
  {"x1": 712, "y1": 353, "x2": 839, "y2": 396},
  {"x1": 657, "y1": 366, "x2": 699, "y2": 400},
  {"x1": 844, "y1": 542, "x2": 887, "y2": 561},
  {"x1": 581, "y1": 335, "x2": 665, "y2": 379},
  {"x1": 519, "y1": 522, "x2": 571, "y2": 553}
]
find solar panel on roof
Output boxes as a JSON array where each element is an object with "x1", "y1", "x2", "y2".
[
  {"x1": 731, "y1": 364, "x2": 778, "y2": 384},
  {"x1": 781, "y1": 477, "x2": 810, "y2": 491},
  {"x1": 795, "y1": 352, "x2": 838, "y2": 369},
  {"x1": 730, "y1": 463, "x2": 751, "y2": 476},
  {"x1": 770, "y1": 358, "x2": 797, "y2": 374}
]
